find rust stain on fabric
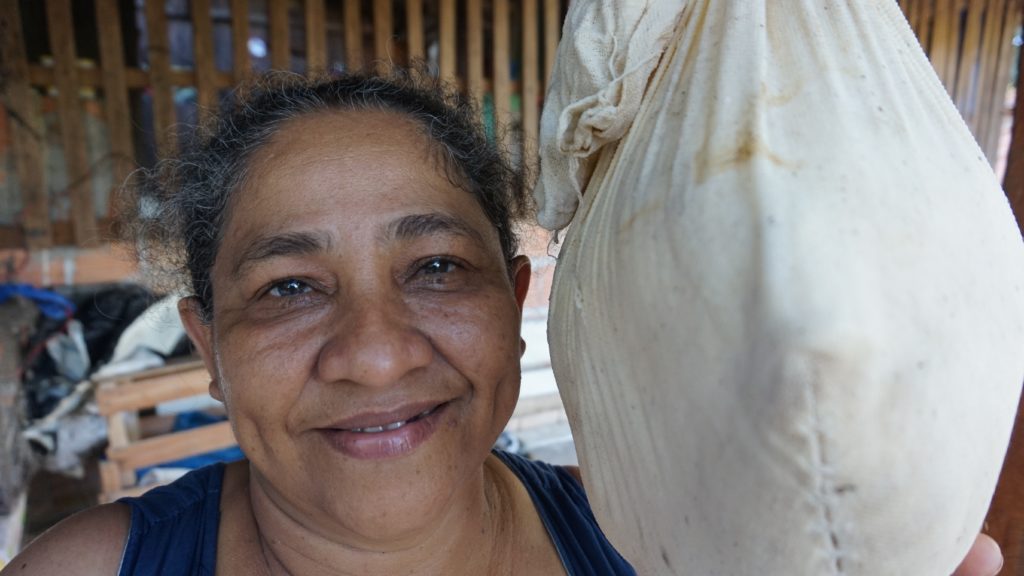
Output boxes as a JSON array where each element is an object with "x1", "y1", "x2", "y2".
[{"x1": 696, "y1": 130, "x2": 797, "y2": 185}]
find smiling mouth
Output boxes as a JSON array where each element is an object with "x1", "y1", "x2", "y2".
[{"x1": 343, "y1": 403, "x2": 445, "y2": 433}]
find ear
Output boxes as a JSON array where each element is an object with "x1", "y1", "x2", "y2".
[
  {"x1": 510, "y1": 255, "x2": 532, "y2": 312},
  {"x1": 177, "y1": 297, "x2": 224, "y2": 402}
]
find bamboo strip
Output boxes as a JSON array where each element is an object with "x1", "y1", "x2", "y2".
[
  {"x1": 95, "y1": 0, "x2": 134, "y2": 218},
  {"x1": 0, "y1": 0, "x2": 49, "y2": 247},
  {"x1": 955, "y1": 0, "x2": 985, "y2": 122},
  {"x1": 270, "y1": 0, "x2": 290, "y2": 70},
  {"x1": 467, "y1": 0, "x2": 484, "y2": 102},
  {"x1": 522, "y1": 0, "x2": 539, "y2": 170},
  {"x1": 440, "y1": 0, "x2": 457, "y2": 83},
  {"x1": 46, "y1": 0, "x2": 97, "y2": 246},
  {"x1": 406, "y1": 0, "x2": 424, "y2": 62},
  {"x1": 983, "y1": 0, "x2": 1019, "y2": 161},
  {"x1": 306, "y1": 0, "x2": 328, "y2": 71},
  {"x1": 374, "y1": 0, "x2": 394, "y2": 73},
  {"x1": 493, "y1": 0, "x2": 511, "y2": 147},
  {"x1": 975, "y1": 0, "x2": 1008, "y2": 150},
  {"x1": 192, "y1": 0, "x2": 219, "y2": 124},
  {"x1": 344, "y1": 0, "x2": 364, "y2": 71},
  {"x1": 144, "y1": 0, "x2": 176, "y2": 157},
  {"x1": 544, "y1": 0, "x2": 560, "y2": 93},
  {"x1": 231, "y1": 0, "x2": 251, "y2": 82}
]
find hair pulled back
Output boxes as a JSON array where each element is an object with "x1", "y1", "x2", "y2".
[{"x1": 119, "y1": 68, "x2": 528, "y2": 321}]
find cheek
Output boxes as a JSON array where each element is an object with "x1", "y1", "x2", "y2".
[{"x1": 420, "y1": 296, "x2": 522, "y2": 388}]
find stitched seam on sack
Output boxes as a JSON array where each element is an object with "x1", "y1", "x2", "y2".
[{"x1": 804, "y1": 361, "x2": 845, "y2": 575}]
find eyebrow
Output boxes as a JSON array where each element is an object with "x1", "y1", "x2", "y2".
[
  {"x1": 384, "y1": 212, "x2": 488, "y2": 247},
  {"x1": 232, "y1": 230, "x2": 333, "y2": 279}
]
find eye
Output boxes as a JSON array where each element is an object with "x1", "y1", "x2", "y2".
[
  {"x1": 420, "y1": 257, "x2": 458, "y2": 275},
  {"x1": 267, "y1": 278, "x2": 313, "y2": 297}
]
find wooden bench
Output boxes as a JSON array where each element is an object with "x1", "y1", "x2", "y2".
[{"x1": 94, "y1": 359, "x2": 237, "y2": 503}]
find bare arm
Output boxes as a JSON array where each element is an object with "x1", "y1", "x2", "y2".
[{"x1": 0, "y1": 503, "x2": 130, "y2": 576}]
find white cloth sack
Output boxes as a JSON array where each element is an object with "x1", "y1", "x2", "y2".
[{"x1": 541, "y1": 1, "x2": 1024, "y2": 574}]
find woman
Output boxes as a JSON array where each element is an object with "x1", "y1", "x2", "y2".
[{"x1": 3, "y1": 70, "x2": 1003, "y2": 576}]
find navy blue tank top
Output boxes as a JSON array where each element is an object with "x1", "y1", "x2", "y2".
[{"x1": 117, "y1": 452, "x2": 635, "y2": 575}]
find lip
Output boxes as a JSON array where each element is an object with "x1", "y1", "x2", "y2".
[{"x1": 317, "y1": 400, "x2": 451, "y2": 460}]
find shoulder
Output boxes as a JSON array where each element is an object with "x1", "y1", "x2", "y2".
[{"x1": 2, "y1": 503, "x2": 130, "y2": 576}]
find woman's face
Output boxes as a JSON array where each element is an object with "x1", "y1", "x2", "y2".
[{"x1": 180, "y1": 110, "x2": 530, "y2": 541}]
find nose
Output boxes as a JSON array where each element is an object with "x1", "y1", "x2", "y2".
[{"x1": 316, "y1": 293, "x2": 434, "y2": 388}]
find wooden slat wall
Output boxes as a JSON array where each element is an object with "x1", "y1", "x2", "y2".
[{"x1": 2, "y1": 0, "x2": 1020, "y2": 249}]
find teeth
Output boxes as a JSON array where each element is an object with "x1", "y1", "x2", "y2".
[{"x1": 347, "y1": 405, "x2": 441, "y2": 433}]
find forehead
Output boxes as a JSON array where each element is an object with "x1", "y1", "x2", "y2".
[{"x1": 218, "y1": 110, "x2": 496, "y2": 252}]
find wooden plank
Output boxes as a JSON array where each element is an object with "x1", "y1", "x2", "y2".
[
  {"x1": 954, "y1": 0, "x2": 985, "y2": 123},
  {"x1": 231, "y1": 0, "x2": 251, "y2": 82},
  {"x1": 144, "y1": 0, "x2": 177, "y2": 157},
  {"x1": 439, "y1": 0, "x2": 456, "y2": 83},
  {"x1": 930, "y1": 0, "x2": 956, "y2": 93},
  {"x1": 107, "y1": 420, "x2": 236, "y2": 471},
  {"x1": 344, "y1": 0, "x2": 363, "y2": 71},
  {"x1": 0, "y1": 0, "x2": 50, "y2": 248},
  {"x1": 95, "y1": 366, "x2": 211, "y2": 415},
  {"x1": 306, "y1": 0, "x2": 327, "y2": 71},
  {"x1": 522, "y1": 0, "x2": 539, "y2": 171},
  {"x1": 544, "y1": 0, "x2": 560, "y2": 93},
  {"x1": 467, "y1": 0, "x2": 484, "y2": 102},
  {"x1": 270, "y1": 0, "x2": 290, "y2": 70},
  {"x1": 374, "y1": 0, "x2": 394, "y2": 73},
  {"x1": 192, "y1": 0, "x2": 219, "y2": 124},
  {"x1": 493, "y1": 0, "x2": 511, "y2": 146},
  {"x1": 405, "y1": 0, "x2": 424, "y2": 62},
  {"x1": 982, "y1": 0, "x2": 1019, "y2": 161},
  {"x1": 95, "y1": 0, "x2": 134, "y2": 218},
  {"x1": 93, "y1": 358, "x2": 207, "y2": 385},
  {"x1": 46, "y1": 0, "x2": 97, "y2": 246}
]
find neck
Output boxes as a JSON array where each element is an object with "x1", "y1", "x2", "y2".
[{"x1": 239, "y1": 456, "x2": 518, "y2": 576}]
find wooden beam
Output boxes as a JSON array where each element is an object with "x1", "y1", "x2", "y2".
[
  {"x1": 467, "y1": 0, "x2": 483, "y2": 102},
  {"x1": 192, "y1": 0, "x2": 219, "y2": 124},
  {"x1": 405, "y1": 0, "x2": 424, "y2": 62},
  {"x1": 270, "y1": 0, "x2": 290, "y2": 70},
  {"x1": 95, "y1": 362, "x2": 210, "y2": 415},
  {"x1": 543, "y1": 0, "x2": 560, "y2": 94},
  {"x1": 374, "y1": 0, "x2": 394, "y2": 73},
  {"x1": 144, "y1": 0, "x2": 176, "y2": 157},
  {"x1": 0, "y1": 0, "x2": 50, "y2": 248},
  {"x1": 492, "y1": 0, "x2": 511, "y2": 146},
  {"x1": 46, "y1": 0, "x2": 97, "y2": 246},
  {"x1": 107, "y1": 420, "x2": 236, "y2": 471},
  {"x1": 306, "y1": 0, "x2": 327, "y2": 71},
  {"x1": 231, "y1": 0, "x2": 251, "y2": 82},
  {"x1": 95, "y1": 0, "x2": 134, "y2": 219},
  {"x1": 439, "y1": 0, "x2": 456, "y2": 83},
  {"x1": 522, "y1": 0, "x2": 539, "y2": 172},
  {"x1": 29, "y1": 64, "x2": 234, "y2": 91},
  {"x1": 344, "y1": 0, "x2": 363, "y2": 71}
]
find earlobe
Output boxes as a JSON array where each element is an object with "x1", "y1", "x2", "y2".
[{"x1": 177, "y1": 297, "x2": 222, "y2": 401}]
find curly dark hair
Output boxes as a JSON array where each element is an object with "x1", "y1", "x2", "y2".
[{"x1": 118, "y1": 68, "x2": 529, "y2": 322}]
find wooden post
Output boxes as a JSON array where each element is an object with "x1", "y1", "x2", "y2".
[
  {"x1": 144, "y1": 0, "x2": 177, "y2": 157},
  {"x1": 270, "y1": 0, "x2": 290, "y2": 70},
  {"x1": 406, "y1": 0, "x2": 424, "y2": 62},
  {"x1": 192, "y1": 0, "x2": 219, "y2": 124},
  {"x1": 306, "y1": 0, "x2": 327, "y2": 71},
  {"x1": 522, "y1": 0, "x2": 539, "y2": 172},
  {"x1": 95, "y1": 0, "x2": 134, "y2": 218},
  {"x1": 467, "y1": 0, "x2": 483, "y2": 102},
  {"x1": 344, "y1": 0, "x2": 363, "y2": 71},
  {"x1": 439, "y1": 0, "x2": 457, "y2": 84},
  {"x1": 373, "y1": 0, "x2": 394, "y2": 73},
  {"x1": 989, "y1": 4, "x2": 1024, "y2": 569},
  {"x1": 492, "y1": 0, "x2": 511, "y2": 147},
  {"x1": 46, "y1": 0, "x2": 98, "y2": 246},
  {"x1": 231, "y1": 0, "x2": 251, "y2": 82},
  {"x1": 0, "y1": 0, "x2": 50, "y2": 248}
]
